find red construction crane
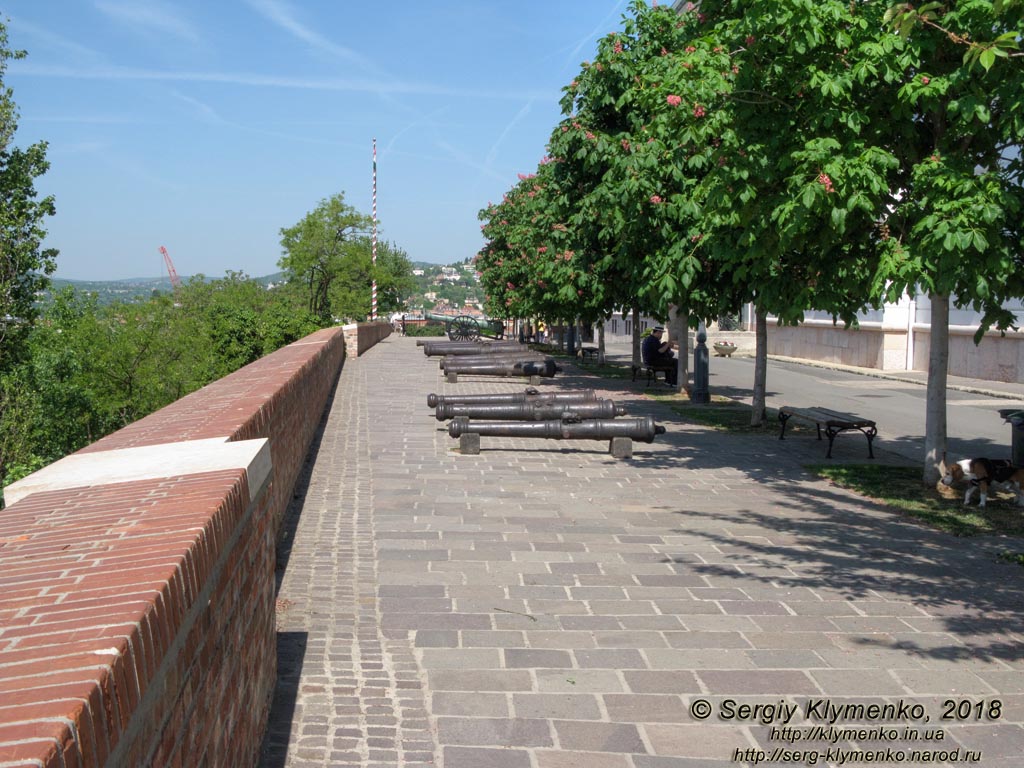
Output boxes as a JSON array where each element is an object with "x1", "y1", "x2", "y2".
[{"x1": 158, "y1": 246, "x2": 181, "y2": 289}]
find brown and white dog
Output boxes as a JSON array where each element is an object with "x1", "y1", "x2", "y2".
[{"x1": 940, "y1": 454, "x2": 1024, "y2": 508}]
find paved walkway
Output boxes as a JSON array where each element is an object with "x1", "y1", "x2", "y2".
[{"x1": 260, "y1": 336, "x2": 1024, "y2": 767}]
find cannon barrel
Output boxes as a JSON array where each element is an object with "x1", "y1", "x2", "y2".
[
  {"x1": 427, "y1": 388, "x2": 596, "y2": 408},
  {"x1": 423, "y1": 341, "x2": 523, "y2": 356},
  {"x1": 442, "y1": 359, "x2": 558, "y2": 378},
  {"x1": 440, "y1": 353, "x2": 551, "y2": 370},
  {"x1": 436, "y1": 400, "x2": 626, "y2": 422},
  {"x1": 449, "y1": 415, "x2": 666, "y2": 443}
]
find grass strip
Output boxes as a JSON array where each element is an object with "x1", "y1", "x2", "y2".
[{"x1": 809, "y1": 464, "x2": 1024, "y2": 539}]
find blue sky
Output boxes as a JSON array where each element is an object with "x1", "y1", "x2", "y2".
[{"x1": 5, "y1": 0, "x2": 631, "y2": 281}]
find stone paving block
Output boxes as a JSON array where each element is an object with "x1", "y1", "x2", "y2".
[
  {"x1": 437, "y1": 716, "x2": 554, "y2": 747},
  {"x1": 535, "y1": 751, "x2": 632, "y2": 768},
  {"x1": 807, "y1": 668, "x2": 908, "y2": 695},
  {"x1": 512, "y1": 693, "x2": 603, "y2": 720},
  {"x1": 505, "y1": 648, "x2": 574, "y2": 668},
  {"x1": 536, "y1": 669, "x2": 625, "y2": 693},
  {"x1": 432, "y1": 691, "x2": 510, "y2": 718},
  {"x1": 602, "y1": 694, "x2": 690, "y2": 723},
  {"x1": 443, "y1": 746, "x2": 532, "y2": 768},
  {"x1": 428, "y1": 669, "x2": 533, "y2": 691},
  {"x1": 418, "y1": 648, "x2": 502, "y2": 669},
  {"x1": 553, "y1": 720, "x2": 648, "y2": 754},
  {"x1": 575, "y1": 649, "x2": 647, "y2": 669},
  {"x1": 697, "y1": 669, "x2": 820, "y2": 694},
  {"x1": 643, "y1": 724, "x2": 740, "y2": 759},
  {"x1": 893, "y1": 669, "x2": 996, "y2": 694},
  {"x1": 623, "y1": 670, "x2": 702, "y2": 694}
]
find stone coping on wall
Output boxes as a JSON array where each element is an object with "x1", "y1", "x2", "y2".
[{"x1": 4, "y1": 437, "x2": 271, "y2": 507}]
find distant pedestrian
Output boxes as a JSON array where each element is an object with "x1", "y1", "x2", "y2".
[
  {"x1": 401, "y1": 315, "x2": 407, "y2": 336},
  {"x1": 536, "y1": 321, "x2": 546, "y2": 344}
]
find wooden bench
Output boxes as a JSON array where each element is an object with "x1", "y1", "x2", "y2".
[
  {"x1": 631, "y1": 360, "x2": 675, "y2": 387},
  {"x1": 778, "y1": 406, "x2": 877, "y2": 459}
]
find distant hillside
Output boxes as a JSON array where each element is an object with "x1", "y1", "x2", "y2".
[{"x1": 44, "y1": 272, "x2": 288, "y2": 305}]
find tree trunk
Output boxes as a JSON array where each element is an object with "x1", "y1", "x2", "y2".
[
  {"x1": 597, "y1": 321, "x2": 606, "y2": 364},
  {"x1": 631, "y1": 307, "x2": 641, "y2": 365},
  {"x1": 668, "y1": 304, "x2": 689, "y2": 392},
  {"x1": 751, "y1": 306, "x2": 768, "y2": 426},
  {"x1": 923, "y1": 292, "x2": 949, "y2": 486}
]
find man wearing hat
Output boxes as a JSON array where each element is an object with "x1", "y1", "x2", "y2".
[{"x1": 641, "y1": 326, "x2": 677, "y2": 386}]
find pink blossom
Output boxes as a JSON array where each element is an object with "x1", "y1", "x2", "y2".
[
  {"x1": 921, "y1": 75, "x2": 930, "y2": 84},
  {"x1": 650, "y1": 194, "x2": 663, "y2": 204},
  {"x1": 621, "y1": 139, "x2": 631, "y2": 151},
  {"x1": 660, "y1": 47, "x2": 669, "y2": 56},
  {"x1": 538, "y1": 246, "x2": 547, "y2": 253},
  {"x1": 586, "y1": 131, "x2": 596, "y2": 140},
  {"x1": 613, "y1": 41, "x2": 623, "y2": 54},
  {"x1": 745, "y1": 35, "x2": 756, "y2": 46},
  {"x1": 507, "y1": 282, "x2": 515, "y2": 289},
  {"x1": 685, "y1": 46, "x2": 696, "y2": 53},
  {"x1": 666, "y1": 94, "x2": 682, "y2": 106},
  {"x1": 693, "y1": 104, "x2": 706, "y2": 118},
  {"x1": 817, "y1": 172, "x2": 835, "y2": 193}
]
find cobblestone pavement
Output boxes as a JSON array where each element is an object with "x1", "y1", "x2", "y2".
[{"x1": 260, "y1": 337, "x2": 1024, "y2": 768}]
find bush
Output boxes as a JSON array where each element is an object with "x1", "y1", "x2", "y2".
[{"x1": 406, "y1": 322, "x2": 447, "y2": 337}]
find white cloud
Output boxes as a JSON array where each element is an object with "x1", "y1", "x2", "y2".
[
  {"x1": 94, "y1": 0, "x2": 200, "y2": 43},
  {"x1": 5, "y1": 14, "x2": 106, "y2": 64},
  {"x1": 243, "y1": 0, "x2": 374, "y2": 70},
  {"x1": 11, "y1": 62, "x2": 554, "y2": 102}
]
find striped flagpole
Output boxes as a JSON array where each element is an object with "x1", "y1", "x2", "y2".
[{"x1": 371, "y1": 138, "x2": 378, "y2": 321}]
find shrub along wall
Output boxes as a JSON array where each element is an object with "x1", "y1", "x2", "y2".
[{"x1": 0, "y1": 325, "x2": 346, "y2": 767}]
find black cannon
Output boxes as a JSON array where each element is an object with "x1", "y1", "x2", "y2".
[
  {"x1": 427, "y1": 387, "x2": 597, "y2": 408},
  {"x1": 439, "y1": 354, "x2": 554, "y2": 371},
  {"x1": 443, "y1": 359, "x2": 558, "y2": 381},
  {"x1": 435, "y1": 399, "x2": 626, "y2": 422},
  {"x1": 449, "y1": 415, "x2": 666, "y2": 458},
  {"x1": 422, "y1": 341, "x2": 524, "y2": 357}
]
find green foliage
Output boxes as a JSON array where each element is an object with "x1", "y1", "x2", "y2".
[
  {"x1": 812, "y1": 464, "x2": 1024, "y2": 537},
  {"x1": 0, "y1": 275, "x2": 323, "y2": 504},
  {"x1": 278, "y1": 193, "x2": 415, "y2": 322},
  {"x1": 0, "y1": 22, "x2": 58, "y2": 371},
  {"x1": 404, "y1": 322, "x2": 447, "y2": 337}
]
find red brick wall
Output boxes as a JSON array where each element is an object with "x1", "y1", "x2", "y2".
[
  {"x1": 0, "y1": 327, "x2": 346, "y2": 767},
  {"x1": 341, "y1": 320, "x2": 392, "y2": 357}
]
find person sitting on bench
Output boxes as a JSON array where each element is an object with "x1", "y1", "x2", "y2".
[{"x1": 642, "y1": 326, "x2": 677, "y2": 385}]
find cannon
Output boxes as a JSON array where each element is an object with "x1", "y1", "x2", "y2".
[
  {"x1": 422, "y1": 312, "x2": 508, "y2": 341},
  {"x1": 442, "y1": 358, "x2": 558, "y2": 382},
  {"x1": 422, "y1": 341, "x2": 523, "y2": 357},
  {"x1": 435, "y1": 399, "x2": 626, "y2": 422},
  {"x1": 439, "y1": 353, "x2": 554, "y2": 370},
  {"x1": 449, "y1": 414, "x2": 666, "y2": 458},
  {"x1": 427, "y1": 388, "x2": 597, "y2": 408}
]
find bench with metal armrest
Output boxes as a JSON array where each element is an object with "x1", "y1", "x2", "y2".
[{"x1": 778, "y1": 406, "x2": 877, "y2": 459}]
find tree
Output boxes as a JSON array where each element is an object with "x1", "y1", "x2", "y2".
[
  {"x1": 0, "y1": 21, "x2": 57, "y2": 371},
  {"x1": 278, "y1": 193, "x2": 373, "y2": 321},
  {"x1": 867, "y1": 0, "x2": 1024, "y2": 483}
]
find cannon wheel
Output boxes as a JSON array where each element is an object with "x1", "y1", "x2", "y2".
[{"x1": 447, "y1": 315, "x2": 481, "y2": 341}]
